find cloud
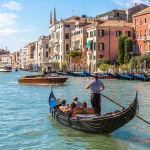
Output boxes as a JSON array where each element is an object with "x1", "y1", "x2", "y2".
[
  {"x1": 2, "y1": 1, "x2": 23, "y2": 11},
  {"x1": 112, "y1": 0, "x2": 149, "y2": 8},
  {"x1": 0, "y1": 13, "x2": 18, "y2": 28},
  {"x1": 0, "y1": 12, "x2": 36, "y2": 36},
  {"x1": 0, "y1": 27, "x2": 36, "y2": 36}
]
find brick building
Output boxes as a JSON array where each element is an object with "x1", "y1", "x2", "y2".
[
  {"x1": 132, "y1": 7, "x2": 150, "y2": 54},
  {"x1": 86, "y1": 20, "x2": 133, "y2": 72}
]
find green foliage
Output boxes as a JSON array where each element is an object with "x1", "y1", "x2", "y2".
[
  {"x1": 118, "y1": 64, "x2": 130, "y2": 71},
  {"x1": 66, "y1": 50, "x2": 82, "y2": 58},
  {"x1": 130, "y1": 55, "x2": 145, "y2": 68},
  {"x1": 96, "y1": 58, "x2": 110, "y2": 67},
  {"x1": 61, "y1": 61, "x2": 67, "y2": 67},
  {"x1": 118, "y1": 35, "x2": 128, "y2": 64},
  {"x1": 99, "y1": 63, "x2": 112, "y2": 72},
  {"x1": 124, "y1": 38, "x2": 132, "y2": 64}
]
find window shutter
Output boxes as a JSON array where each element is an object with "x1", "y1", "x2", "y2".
[
  {"x1": 128, "y1": 31, "x2": 131, "y2": 37},
  {"x1": 116, "y1": 31, "x2": 119, "y2": 37},
  {"x1": 102, "y1": 30, "x2": 104, "y2": 36},
  {"x1": 102, "y1": 43, "x2": 104, "y2": 50},
  {"x1": 100, "y1": 30, "x2": 102, "y2": 36}
]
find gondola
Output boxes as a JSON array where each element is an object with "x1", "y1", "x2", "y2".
[
  {"x1": 129, "y1": 74, "x2": 149, "y2": 81},
  {"x1": 116, "y1": 73, "x2": 134, "y2": 80},
  {"x1": 49, "y1": 88, "x2": 138, "y2": 134},
  {"x1": 67, "y1": 71, "x2": 87, "y2": 77},
  {"x1": 107, "y1": 73, "x2": 120, "y2": 79}
]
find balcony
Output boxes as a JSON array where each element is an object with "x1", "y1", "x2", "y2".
[
  {"x1": 147, "y1": 36, "x2": 150, "y2": 41},
  {"x1": 141, "y1": 36, "x2": 148, "y2": 42}
]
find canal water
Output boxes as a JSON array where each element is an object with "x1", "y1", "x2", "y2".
[{"x1": 0, "y1": 71, "x2": 149, "y2": 150}]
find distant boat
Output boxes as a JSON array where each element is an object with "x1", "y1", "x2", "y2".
[
  {"x1": 116, "y1": 74, "x2": 134, "y2": 80},
  {"x1": 0, "y1": 65, "x2": 12, "y2": 72},
  {"x1": 18, "y1": 74, "x2": 68, "y2": 85},
  {"x1": 129, "y1": 74, "x2": 149, "y2": 81}
]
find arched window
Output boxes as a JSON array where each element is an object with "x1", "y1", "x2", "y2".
[
  {"x1": 144, "y1": 17, "x2": 146, "y2": 23},
  {"x1": 144, "y1": 29, "x2": 146, "y2": 36}
]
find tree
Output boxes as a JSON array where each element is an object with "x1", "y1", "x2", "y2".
[
  {"x1": 96, "y1": 58, "x2": 110, "y2": 67},
  {"x1": 66, "y1": 50, "x2": 82, "y2": 58},
  {"x1": 124, "y1": 38, "x2": 132, "y2": 64},
  {"x1": 118, "y1": 35, "x2": 127, "y2": 64},
  {"x1": 99, "y1": 63, "x2": 110, "y2": 72},
  {"x1": 118, "y1": 64, "x2": 130, "y2": 72}
]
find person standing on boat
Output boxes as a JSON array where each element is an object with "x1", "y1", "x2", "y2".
[{"x1": 86, "y1": 73, "x2": 105, "y2": 115}]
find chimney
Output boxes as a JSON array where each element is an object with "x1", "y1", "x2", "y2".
[
  {"x1": 54, "y1": 7, "x2": 57, "y2": 23},
  {"x1": 134, "y1": 3, "x2": 137, "y2": 7},
  {"x1": 50, "y1": 11, "x2": 53, "y2": 24}
]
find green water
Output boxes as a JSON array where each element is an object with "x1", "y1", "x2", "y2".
[{"x1": 0, "y1": 71, "x2": 149, "y2": 150}]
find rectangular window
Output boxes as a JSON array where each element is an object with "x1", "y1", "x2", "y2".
[
  {"x1": 90, "y1": 42, "x2": 93, "y2": 50},
  {"x1": 66, "y1": 44, "x2": 69, "y2": 51},
  {"x1": 117, "y1": 12, "x2": 120, "y2": 17},
  {"x1": 46, "y1": 52, "x2": 48, "y2": 57},
  {"x1": 140, "y1": 18, "x2": 142, "y2": 25},
  {"x1": 99, "y1": 43, "x2": 104, "y2": 50},
  {"x1": 65, "y1": 34, "x2": 69, "y2": 39},
  {"x1": 99, "y1": 55, "x2": 103, "y2": 58},
  {"x1": 94, "y1": 42, "x2": 96, "y2": 50},
  {"x1": 45, "y1": 44, "x2": 49, "y2": 48},
  {"x1": 116, "y1": 31, "x2": 122, "y2": 37},
  {"x1": 94, "y1": 30, "x2": 96, "y2": 36},
  {"x1": 99, "y1": 30, "x2": 104, "y2": 37},
  {"x1": 94, "y1": 56, "x2": 96, "y2": 60},
  {"x1": 136, "y1": 18, "x2": 138, "y2": 26},
  {"x1": 65, "y1": 24, "x2": 70, "y2": 27},
  {"x1": 125, "y1": 31, "x2": 131, "y2": 37},
  {"x1": 90, "y1": 31, "x2": 93, "y2": 37}
]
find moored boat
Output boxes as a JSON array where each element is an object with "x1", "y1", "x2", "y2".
[
  {"x1": 116, "y1": 74, "x2": 134, "y2": 80},
  {"x1": 129, "y1": 74, "x2": 149, "y2": 81},
  {"x1": 49, "y1": 89, "x2": 138, "y2": 134},
  {"x1": 0, "y1": 65, "x2": 12, "y2": 72},
  {"x1": 18, "y1": 74, "x2": 68, "y2": 85},
  {"x1": 67, "y1": 71, "x2": 87, "y2": 77}
]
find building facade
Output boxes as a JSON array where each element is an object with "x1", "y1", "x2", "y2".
[
  {"x1": 19, "y1": 47, "x2": 28, "y2": 69},
  {"x1": 86, "y1": 20, "x2": 133, "y2": 72},
  {"x1": 132, "y1": 7, "x2": 150, "y2": 54},
  {"x1": 97, "y1": 9, "x2": 126, "y2": 20},
  {"x1": 126, "y1": 3, "x2": 149, "y2": 22}
]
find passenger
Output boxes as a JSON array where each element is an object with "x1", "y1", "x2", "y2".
[
  {"x1": 63, "y1": 102, "x2": 76, "y2": 114},
  {"x1": 80, "y1": 102, "x2": 87, "y2": 110},
  {"x1": 73, "y1": 96, "x2": 81, "y2": 108},
  {"x1": 61, "y1": 99, "x2": 66, "y2": 106}
]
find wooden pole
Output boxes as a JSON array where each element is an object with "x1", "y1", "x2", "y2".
[{"x1": 100, "y1": 93, "x2": 150, "y2": 125}]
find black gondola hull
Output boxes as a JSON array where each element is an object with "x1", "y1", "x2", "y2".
[{"x1": 49, "y1": 91, "x2": 138, "y2": 134}]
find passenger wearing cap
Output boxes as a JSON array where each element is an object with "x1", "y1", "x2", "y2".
[
  {"x1": 73, "y1": 96, "x2": 81, "y2": 108},
  {"x1": 86, "y1": 72, "x2": 105, "y2": 115}
]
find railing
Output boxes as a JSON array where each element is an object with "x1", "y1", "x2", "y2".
[{"x1": 147, "y1": 36, "x2": 150, "y2": 41}]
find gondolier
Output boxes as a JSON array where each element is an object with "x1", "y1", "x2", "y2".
[{"x1": 86, "y1": 73, "x2": 105, "y2": 115}]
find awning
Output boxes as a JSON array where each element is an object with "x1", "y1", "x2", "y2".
[{"x1": 86, "y1": 40, "x2": 92, "y2": 48}]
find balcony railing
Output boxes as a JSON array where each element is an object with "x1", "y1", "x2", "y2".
[{"x1": 147, "y1": 36, "x2": 150, "y2": 41}]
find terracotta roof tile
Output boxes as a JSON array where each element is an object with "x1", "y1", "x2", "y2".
[
  {"x1": 98, "y1": 20, "x2": 132, "y2": 27},
  {"x1": 132, "y1": 6, "x2": 150, "y2": 17}
]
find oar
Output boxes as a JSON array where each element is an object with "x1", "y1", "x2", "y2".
[{"x1": 100, "y1": 93, "x2": 150, "y2": 125}]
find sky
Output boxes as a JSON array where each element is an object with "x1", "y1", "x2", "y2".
[{"x1": 0, "y1": 0, "x2": 149, "y2": 52}]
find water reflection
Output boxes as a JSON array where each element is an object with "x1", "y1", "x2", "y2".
[{"x1": 48, "y1": 116, "x2": 127, "y2": 150}]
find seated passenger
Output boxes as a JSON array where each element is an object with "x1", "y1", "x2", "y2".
[
  {"x1": 73, "y1": 96, "x2": 81, "y2": 108},
  {"x1": 62, "y1": 102, "x2": 76, "y2": 114},
  {"x1": 61, "y1": 99, "x2": 66, "y2": 106},
  {"x1": 80, "y1": 102, "x2": 87, "y2": 110}
]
